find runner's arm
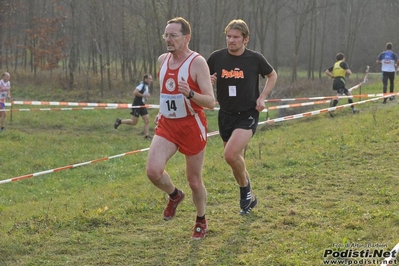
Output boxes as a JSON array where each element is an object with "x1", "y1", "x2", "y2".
[
  {"x1": 256, "y1": 70, "x2": 278, "y2": 111},
  {"x1": 189, "y1": 56, "x2": 215, "y2": 109}
]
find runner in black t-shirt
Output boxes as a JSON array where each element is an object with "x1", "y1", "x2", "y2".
[
  {"x1": 207, "y1": 19, "x2": 278, "y2": 215},
  {"x1": 114, "y1": 73, "x2": 153, "y2": 140}
]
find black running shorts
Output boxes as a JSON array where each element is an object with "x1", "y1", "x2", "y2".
[
  {"x1": 131, "y1": 107, "x2": 148, "y2": 117},
  {"x1": 218, "y1": 109, "x2": 259, "y2": 142},
  {"x1": 333, "y1": 78, "x2": 346, "y2": 91}
]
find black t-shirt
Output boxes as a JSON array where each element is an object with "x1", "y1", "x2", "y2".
[
  {"x1": 207, "y1": 48, "x2": 274, "y2": 113},
  {"x1": 132, "y1": 82, "x2": 147, "y2": 106}
]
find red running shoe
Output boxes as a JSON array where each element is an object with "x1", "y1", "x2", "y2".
[
  {"x1": 192, "y1": 221, "x2": 207, "y2": 240},
  {"x1": 163, "y1": 190, "x2": 185, "y2": 221}
]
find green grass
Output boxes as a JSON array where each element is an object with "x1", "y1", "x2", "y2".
[{"x1": 1, "y1": 76, "x2": 398, "y2": 265}]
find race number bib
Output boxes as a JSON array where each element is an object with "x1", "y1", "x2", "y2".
[
  {"x1": 0, "y1": 91, "x2": 7, "y2": 99},
  {"x1": 159, "y1": 93, "x2": 187, "y2": 119}
]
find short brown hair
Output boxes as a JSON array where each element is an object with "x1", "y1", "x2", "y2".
[
  {"x1": 224, "y1": 19, "x2": 250, "y2": 39},
  {"x1": 167, "y1": 17, "x2": 191, "y2": 36}
]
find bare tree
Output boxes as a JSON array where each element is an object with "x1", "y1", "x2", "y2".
[
  {"x1": 210, "y1": 0, "x2": 230, "y2": 52},
  {"x1": 307, "y1": 0, "x2": 317, "y2": 80},
  {"x1": 317, "y1": 0, "x2": 333, "y2": 79},
  {"x1": 271, "y1": 0, "x2": 289, "y2": 72},
  {"x1": 66, "y1": 0, "x2": 79, "y2": 90},
  {"x1": 344, "y1": 0, "x2": 372, "y2": 65},
  {"x1": 0, "y1": 0, "x2": 397, "y2": 96},
  {"x1": 288, "y1": 0, "x2": 313, "y2": 84},
  {"x1": 250, "y1": 0, "x2": 274, "y2": 57}
]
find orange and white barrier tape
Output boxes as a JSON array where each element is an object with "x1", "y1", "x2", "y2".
[
  {"x1": 267, "y1": 100, "x2": 331, "y2": 111},
  {"x1": 0, "y1": 148, "x2": 150, "y2": 184},
  {"x1": 265, "y1": 66, "x2": 369, "y2": 103},
  {"x1": 10, "y1": 94, "x2": 383, "y2": 106},
  {"x1": 5, "y1": 101, "x2": 160, "y2": 108},
  {"x1": 264, "y1": 93, "x2": 395, "y2": 103},
  {"x1": 349, "y1": 65, "x2": 369, "y2": 92},
  {"x1": 11, "y1": 100, "x2": 139, "y2": 107},
  {"x1": 261, "y1": 96, "x2": 384, "y2": 125},
  {"x1": 265, "y1": 93, "x2": 397, "y2": 112},
  {"x1": 0, "y1": 105, "x2": 160, "y2": 112}
]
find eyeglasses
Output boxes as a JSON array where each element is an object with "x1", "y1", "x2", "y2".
[{"x1": 162, "y1": 33, "x2": 185, "y2": 40}]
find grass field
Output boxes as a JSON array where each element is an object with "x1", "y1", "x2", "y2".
[{"x1": 0, "y1": 75, "x2": 398, "y2": 265}]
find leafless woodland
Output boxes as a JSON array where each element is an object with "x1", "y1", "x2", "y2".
[{"x1": 0, "y1": 0, "x2": 397, "y2": 94}]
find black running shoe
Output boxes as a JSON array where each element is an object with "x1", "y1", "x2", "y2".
[
  {"x1": 114, "y1": 118, "x2": 122, "y2": 129},
  {"x1": 240, "y1": 179, "x2": 252, "y2": 209},
  {"x1": 329, "y1": 99, "x2": 335, "y2": 117},
  {"x1": 240, "y1": 197, "x2": 258, "y2": 215}
]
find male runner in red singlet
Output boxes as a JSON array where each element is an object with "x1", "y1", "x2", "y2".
[{"x1": 146, "y1": 17, "x2": 215, "y2": 239}]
